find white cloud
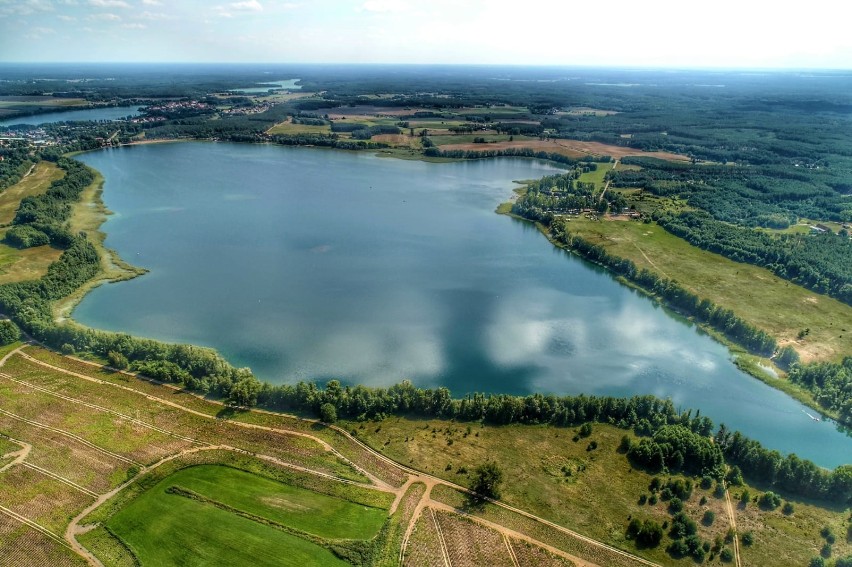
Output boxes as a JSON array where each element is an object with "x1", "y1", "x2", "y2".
[
  {"x1": 57, "y1": 14, "x2": 77, "y2": 21},
  {"x1": 88, "y1": 12, "x2": 121, "y2": 20},
  {"x1": 230, "y1": 0, "x2": 262, "y2": 11},
  {"x1": 122, "y1": 22, "x2": 146, "y2": 29},
  {"x1": 362, "y1": 0, "x2": 407, "y2": 12},
  {"x1": 0, "y1": 0, "x2": 53, "y2": 15},
  {"x1": 141, "y1": 0, "x2": 161, "y2": 4},
  {"x1": 88, "y1": 0, "x2": 129, "y2": 7},
  {"x1": 138, "y1": 10, "x2": 168, "y2": 19}
]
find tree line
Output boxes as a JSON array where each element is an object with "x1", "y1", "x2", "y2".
[{"x1": 509, "y1": 189, "x2": 780, "y2": 358}]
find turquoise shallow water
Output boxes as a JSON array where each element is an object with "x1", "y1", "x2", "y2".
[{"x1": 75, "y1": 142, "x2": 850, "y2": 467}]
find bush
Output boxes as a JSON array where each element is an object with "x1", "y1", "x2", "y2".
[
  {"x1": 741, "y1": 531, "x2": 754, "y2": 546},
  {"x1": 668, "y1": 497, "x2": 683, "y2": 513},
  {"x1": 0, "y1": 319, "x2": 20, "y2": 345},
  {"x1": 319, "y1": 402, "x2": 337, "y2": 423},
  {"x1": 702, "y1": 510, "x2": 715, "y2": 526},
  {"x1": 759, "y1": 490, "x2": 781, "y2": 510},
  {"x1": 720, "y1": 548, "x2": 734, "y2": 562},
  {"x1": 107, "y1": 350, "x2": 129, "y2": 370},
  {"x1": 782, "y1": 501, "x2": 794, "y2": 515}
]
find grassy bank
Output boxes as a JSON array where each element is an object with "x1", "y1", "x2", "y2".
[
  {"x1": 561, "y1": 216, "x2": 852, "y2": 362},
  {"x1": 54, "y1": 165, "x2": 147, "y2": 320}
]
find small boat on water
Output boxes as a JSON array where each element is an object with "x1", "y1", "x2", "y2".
[{"x1": 802, "y1": 409, "x2": 821, "y2": 422}]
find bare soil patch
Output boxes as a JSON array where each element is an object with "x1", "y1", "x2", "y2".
[
  {"x1": 324, "y1": 106, "x2": 415, "y2": 118},
  {"x1": 438, "y1": 139, "x2": 689, "y2": 162}
]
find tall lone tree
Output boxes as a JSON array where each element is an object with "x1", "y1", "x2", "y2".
[{"x1": 471, "y1": 461, "x2": 503, "y2": 499}]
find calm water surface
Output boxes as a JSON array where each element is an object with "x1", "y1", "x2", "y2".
[
  {"x1": 0, "y1": 106, "x2": 141, "y2": 128},
  {"x1": 75, "y1": 143, "x2": 850, "y2": 467}
]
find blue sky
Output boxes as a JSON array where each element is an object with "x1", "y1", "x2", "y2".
[{"x1": 1, "y1": 0, "x2": 850, "y2": 68}]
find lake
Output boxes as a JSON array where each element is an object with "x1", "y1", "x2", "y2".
[
  {"x1": 228, "y1": 79, "x2": 301, "y2": 93},
  {"x1": 0, "y1": 106, "x2": 141, "y2": 128},
  {"x1": 75, "y1": 142, "x2": 850, "y2": 468}
]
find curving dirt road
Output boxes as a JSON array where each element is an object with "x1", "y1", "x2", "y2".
[{"x1": 2, "y1": 344, "x2": 661, "y2": 567}]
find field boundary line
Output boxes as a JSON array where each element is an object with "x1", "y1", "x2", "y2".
[
  {"x1": 504, "y1": 534, "x2": 520, "y2": 567},
  {"x1": 0, "y1": 368, "x2": 201, "y2": 445},
  {"x1": 16, "y1": 347, "x2": 389, "y2": 489},
  {"x1": 0, "y1": 408, "x2": 140, "y2": 466},
  {"x1": 428, "y1": 501, "x2": 600, "y2": 567},
  {"x1": 0, "y1": 504, "x2": 70, "y2": 548},
  {"x1": 724, "y1": 482, "x2": 742, "y2": 567},
  {"x1": 21, "y1": 461, "x2": 99, "y2": 498},
  {"x1": 430, "y1": 507, "x2": 452, "y2": 567}
]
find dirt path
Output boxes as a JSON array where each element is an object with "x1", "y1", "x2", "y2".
[
  {"x1": 503, "y1": 533, "x2": 521, "y2": 567},
  {"x1": 430, "y1": 507, "x2": 452, "y2": 567},
  {"x1": 597, "y1": 160, "x2": 618, "y2": 205},
  {"x1": 724, "y1": 483, "x2": 742, "y2": 567},
  {"x1": 18, "y1": 348, "x2": 391, "y2": 490},
  {"x1": 632, "y1": 242, "x2": 670, "y2": 280},
  {"x1": 0, "y1": 437, "x2": 30, "y2": 473},
  {"x1": 0, "y1": 407, "x2": 140, "y2": 466},
  {"x1": 8, "y1": 344, "x2": 660, "y2": 567},
  {"x1": 427, "y1": 500, "x2": 598, "y2": 567}
]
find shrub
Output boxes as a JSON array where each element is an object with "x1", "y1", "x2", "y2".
[{"x1": 0, "y1": 319, "x2": 20, "y2": 345}]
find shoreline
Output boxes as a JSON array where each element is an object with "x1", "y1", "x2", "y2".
[
  {"x1": 56, "y1": 140, "x2": 840, "y2": 426},
  {"x1": 494, "y1": 202, "x2": 841, "y2": 424},
  {"x1": 54, "y1": 165, "x2": 147, "y2": 323}
]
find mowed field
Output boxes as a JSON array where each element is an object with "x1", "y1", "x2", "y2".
[
  {"x1": 106, "y1": 465, "x2": 383, "y2": 566},
  {"x1": 0, "y1": 343, "x2": 393, "y2": 566},
  {"x1": 2, "y1": 343, "x2": 642, "y2": 566}
]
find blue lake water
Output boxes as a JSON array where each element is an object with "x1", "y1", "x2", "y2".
[
  {"x1": 0, "y1": 106, "x2": 141, "y2": 128},
  {"x1": 75, "y1": 142, "x2": 850, "y2": 468},
  {"x1": 229, "y1": 79, "x2": 301, "y2": 93}
]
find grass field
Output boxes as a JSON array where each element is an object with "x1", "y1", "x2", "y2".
[
  {"x1": 349, "y1": 416, "x2": 851, "y2": 566},
  {"x1": 578, "y1": 161, "x2": 615, "y2": 191},
  {"x1": 559, "y1": 216, "x2": 852, "y2": 363},
  {"x1": 107, "y1": 470, "x2": 351, "y2": 567},
  {"x1": 0, "y1": 340, "x2": 847, "y2": 566},
  {"x1": 267, "y1": 119, "x2": 332, "y2": 135},
  {"x1": 0, "y1": 161, "x2": 66, "y2": 284},
  {"x1": 0, "y1": 161, "x2": 62, "y2": 224},
  {"x1": 156, "y1": 465, "x2": 387, "y2": 539}
]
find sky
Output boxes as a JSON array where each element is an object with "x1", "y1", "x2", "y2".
[{"x1": 1, "y1": 0, "x2": 851, "y2": 68}]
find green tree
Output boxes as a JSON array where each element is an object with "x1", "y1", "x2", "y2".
[
  {"x1": 470, "y1": 461, "x2": 503, "y2": 499},
  {"x1": 228, "y1": 375, "x2": 261, "y2": 407},
  {"x1": 107, "y1": 350, "x2": 129, "y2": 370},
  {"x1": 0, "y1": 319, "x2": 20, "y2": 345},
  {"x1": 319, "y1": 402, "x2": 337, "y2": 423}
]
